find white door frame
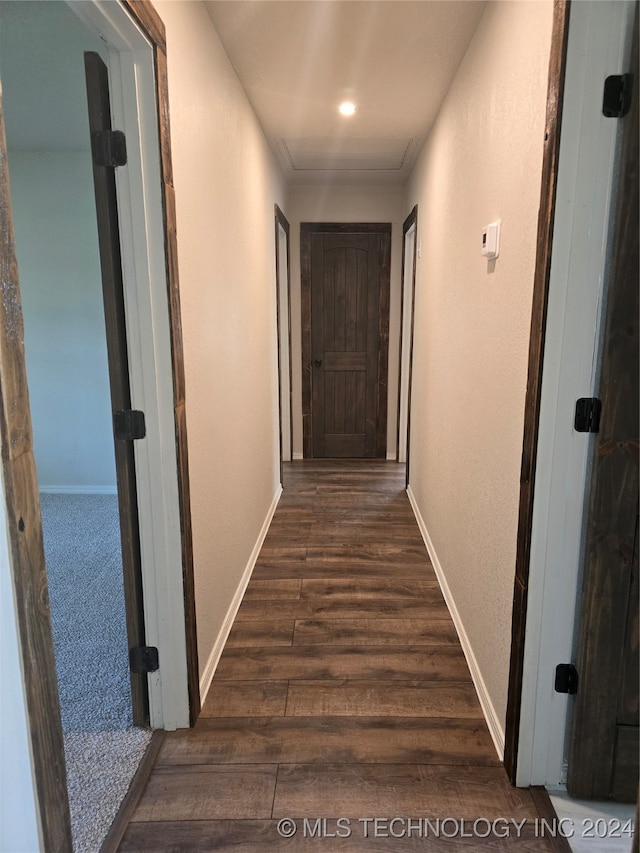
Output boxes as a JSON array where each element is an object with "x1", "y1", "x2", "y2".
[
  {"x1": 275, "y1": 206, "x2": 293, "y2": 465},
  {"x1": 70, "y1": 0, "x2": 190, "y2": 730},
  {"x1": 517, "y1": 0, "x2": 635, "y2": 787},
  {"x1": 398, "y1": 215, "x2": 417, "y2": 465}
]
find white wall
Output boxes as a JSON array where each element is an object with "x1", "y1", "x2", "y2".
[
  {"x1": 155, "y1": 1, "x2": 287, "y2": 682},
  {"x1": 287, "y1": 184, "x2": 405, "y2": 459},
  {"x1": 0, "y1": 0, "x2": 114, "y2": 493},
  {"x1": 405, "y1": 1, "x2": 554, "y2": 744},
  {"x1": 8, "y1": 150, "x2": 115, "y2": 492},
  {"x1": 0, "y1": 470, "x2": 41, "y2": 853}
]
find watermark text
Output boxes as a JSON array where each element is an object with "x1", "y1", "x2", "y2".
[{"x1": 276, "y1": 816, "x2": 635, "y2": 841}]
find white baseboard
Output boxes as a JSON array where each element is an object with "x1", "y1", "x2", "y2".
[
  {"x1": 386, "y1": 451, "x2": 397, "y2": 461},
  {"x1": 406, "y1": 485, "x2": 505, "y2": 760},
  {"x1": 39, "y1": 485, "x2": 118, "y2": 495},
  {"x1": 199, "y1": 484, "x2": 283, "y2": 701},
  {"x1": 292, "y1": 451, "x2": 303, "y2": 460}
]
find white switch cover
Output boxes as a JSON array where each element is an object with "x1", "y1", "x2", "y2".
[{"x1": 482, "y1": 220, "x2": 500, "y2": 260}]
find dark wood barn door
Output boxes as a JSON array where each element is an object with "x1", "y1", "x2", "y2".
[
  {"x1": 301, "y1": 224, "x2": 390, "y2": 458},
  {"x1": 84, "y1": 52, "x2": 149, "y2": 726},
  {"x1": 567, "y1": 17, "x2": 638, "y2": 802}
]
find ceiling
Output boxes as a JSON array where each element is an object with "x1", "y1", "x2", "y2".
[
  {"x1": 205, "y1": 0, "x2": 487, "y2": 185},
  {"x1": 0, "y1": 0, "x2": 486, "y2": 180}
]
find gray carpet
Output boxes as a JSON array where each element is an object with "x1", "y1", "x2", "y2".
[
  {"x1": 64, "y1": 730, "x2": 151, "y2": 853},
  {"x1": 41, "y1": 493, "x2": 152, "y2": 853}
]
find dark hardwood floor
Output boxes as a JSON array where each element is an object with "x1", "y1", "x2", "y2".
[{"x1": 118, "y1": 461, "x2": 567, "y2": 851}]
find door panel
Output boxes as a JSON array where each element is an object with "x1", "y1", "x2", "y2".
[
  {"x1": 397, "y1": 207, "x2": 418, "y2": 477},
  {"x1": 84, "y1": 52, "x2": 148, "y2": 726},
  {"x1": 618, "y1": 512, "x2": 639, "y2": 728},
  {"x1": 567, "y1": 14, "x2": 638, "y2": 801},
  {"x1": 610, "y1": 505, "x2": 639, "y2": 802},
  {"x1": 275, "y1": 207, "x2": 292, "y2": 467},
  {"x1": 307, "y1": 227, "x2": 390, "y2": 458}
]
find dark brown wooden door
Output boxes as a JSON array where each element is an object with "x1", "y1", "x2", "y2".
[
  {"x1": 304, "y1": 225, "x2": 390, "y2": 458},
  {"x1": 567, "y1": 17, "x2": 638, "y2": 802},
  {"x1": 84, "y1": 52, "x2": 149, "y2": 726}
]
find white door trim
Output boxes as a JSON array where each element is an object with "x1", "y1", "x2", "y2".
[
  {"x1": 69, "y1": 0, "x2": 190, "y2": 730},
  {"x1": 398, "y1": 220, "x2": 416, "y2": 465},
  {"x1": 276, "y1": 209, "x2": 293, "y2": 465},
  {"x1": 517, "y1": 0, "x2": 635, "y2": 787}
]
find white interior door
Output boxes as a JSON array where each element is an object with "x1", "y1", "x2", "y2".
[
  {"x1": 277, "y1": 217, "x2": 292, "y2": 463},
  {"x1": 398, "y1": 222, "x2": 416, "y2": 465}
]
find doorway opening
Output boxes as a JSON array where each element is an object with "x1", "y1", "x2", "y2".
[
  {"x1": 0, "y1": 0, "x2": 197, "y2": 848},
  {"x1": 0, "y1": 4, "x2": 151, "y2": 849}
]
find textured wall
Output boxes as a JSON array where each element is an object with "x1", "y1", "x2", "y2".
[
  {"x1": 405, "y1": 1, "x2": 554, "y2": 732},
  {"x1": 0, "y1": 0, "x2": 115, "y2": 494},
  {"x1": 287, "y1": 184, "x2": 406, "y2": 459},
  {"x1": 156, "y1": 1, "x2": 286, "y2": 676},
  {"x1": 10, "y1": 151, "x2": 116, "y2": 491}
]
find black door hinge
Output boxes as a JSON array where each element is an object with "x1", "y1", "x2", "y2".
[
  {"x1": 603, "y1": 74, "x2": 634, "y2": 118},
  {"x1": 555, "y1": 663, "x2": 579, "y2": 695},
  {"x1": 574, "y1": 398, "x2": 601, "y2": 433},
  {"x1": 129, "y1": 646, "x2": 159, "y2": 674},
  {"x1": 114, "y1": 410, "x2": 146, "y2": 440},
  {"x1": 91, "y1": 129, "x2": 127, "y2": 167}
]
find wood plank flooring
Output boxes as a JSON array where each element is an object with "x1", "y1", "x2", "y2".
[{"x1": 119, "y1": 462, "x2": 567, "y2": 851}]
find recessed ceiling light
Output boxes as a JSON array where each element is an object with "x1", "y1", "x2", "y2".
[{"x1": 339, "y1": 101, "x2": 357, "y2": 117}]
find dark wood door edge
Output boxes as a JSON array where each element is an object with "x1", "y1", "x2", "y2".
[
  {"x1": 99, "y1": 730, "x2": 166, "y2": 853},
  {"x1": 504, "y1": 0, "x2": 571, "y2": 783},
  {"x1": 397, "y1": 206, "x2": 418, "y2": 486},
  {"x1": 301, "y1": 222, "x2": 392, "y2": 459},
  {"x1": 529, "y1": 787, "x2": 573, "y2": 853}
]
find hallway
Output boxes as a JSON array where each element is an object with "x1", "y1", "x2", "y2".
[{"x1": 118, "y1": 462, "x2": 566, "y2": 851}]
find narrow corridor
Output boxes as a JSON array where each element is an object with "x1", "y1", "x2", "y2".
[{"x1": 118, "y1": 462, "x2": 567, "y2": 851}]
